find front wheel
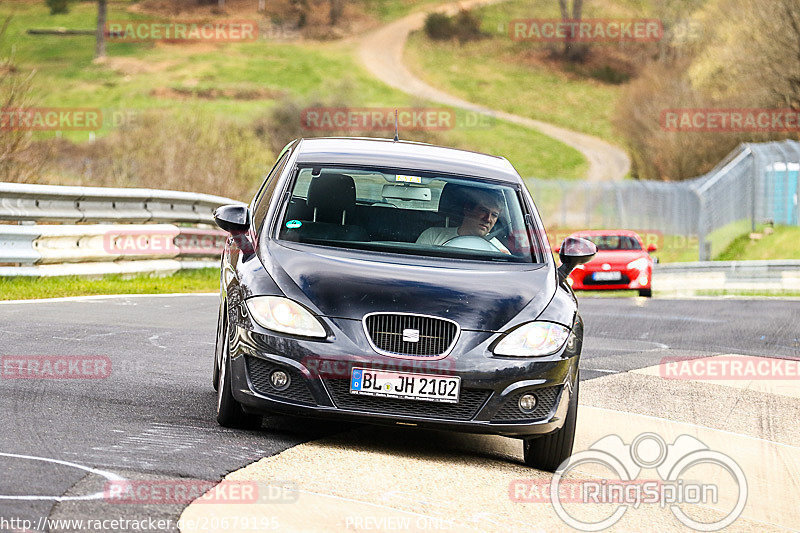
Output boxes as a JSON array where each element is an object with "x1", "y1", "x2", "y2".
[
  {"x1": 216, "y1": 317, "x2": 262, "y2": 429},
  {"x1": 523, "y1": 372, "x2": 579, "y2": 472},
  {"x1": 638, "y1": 288, "x2": 652, "y2": 297}
]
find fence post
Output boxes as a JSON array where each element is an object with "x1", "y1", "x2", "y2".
[
  {"x1": 695, "y1": 188, "x2": 709, "y2": 261},
  {"x1": 749, "y1": 143, "x2": 758, "y2": 232}
]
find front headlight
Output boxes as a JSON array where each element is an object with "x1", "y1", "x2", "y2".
[
  {"x1": 245, "y1": 296, "x2": 326, "y2": 338},
  {"x1": 494, "y1": 321, "x2": 570, "y2": 357},
  {"x1": 626, "y1": 257, "x2": 650, "y2": 271}
]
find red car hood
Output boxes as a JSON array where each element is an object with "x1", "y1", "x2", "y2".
[{"x1": 584, "y1": 250, "x2": 649, "y2": 268}]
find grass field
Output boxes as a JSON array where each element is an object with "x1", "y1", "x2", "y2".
[
  {"x1": 717, "y1": 226, "x2": 800, "y2": 261},
  {"x1": 0, "y1": 268, "x2": 218, "y2": 301},
  {"x1": 0, "y1": 0, "x2": 586, "y2": 179},
  {"x1": 404, "y1": 0, "x2": 640, "y2": 147}
]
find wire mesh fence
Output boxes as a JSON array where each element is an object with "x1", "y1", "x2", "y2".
[{"x1": 525, "y1": 140, "x2": 800, "y2": 260}]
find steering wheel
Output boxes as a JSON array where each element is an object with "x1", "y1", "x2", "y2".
[{"x1": 442, "y1": 235, "x2": 503, "y2": 253}]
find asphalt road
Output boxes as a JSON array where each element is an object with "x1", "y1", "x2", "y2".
[{"x1": 0, "y1": 294, "x2": 797, "y2": 532}]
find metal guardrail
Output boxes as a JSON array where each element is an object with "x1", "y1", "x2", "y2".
[
  {"x1": 0, "y1": 182, "x2": 238, "y2": 224},
  {"x1": 653, "y1": 260, "x2": 800, "y2": 294},
  {"x1": 0, "y1": 182, "x2": 239, "y2": 277}
]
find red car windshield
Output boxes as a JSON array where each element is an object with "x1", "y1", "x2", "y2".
[{"x1": 583, "y1": 235, "x2": 642, "y2": 251}]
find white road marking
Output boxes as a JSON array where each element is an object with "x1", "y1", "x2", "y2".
[
  {"x1": 0, "y1": 293, "x2": 216, "y2": 305},
  {"x1": 0, "y1": 452, "x2": 125, "y2": 501}
]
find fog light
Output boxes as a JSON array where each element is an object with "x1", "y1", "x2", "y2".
[
  {"x1": 270, "y1": 370, "x2": 290, "y2": 390},
  {"x1": 518, "y1": 394, "x2": 537, "y2": 413},
  {"x1": 637, "y1": 275, "x2": 648, "y2": 285}
]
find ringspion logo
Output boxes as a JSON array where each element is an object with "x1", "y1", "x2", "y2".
[{"x1": 515, "y1": 433, "x2": 747, "y2": 531}]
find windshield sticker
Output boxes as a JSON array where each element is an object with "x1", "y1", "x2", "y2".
[
  {"x1": 395, "y1": 175, "x2": 422, "y2": 184},
  {"x1": 286, "y1": 220, "x2": 302, "y2": 229}
]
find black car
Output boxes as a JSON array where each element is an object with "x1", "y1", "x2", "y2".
[{"x1": 212, "y1": 137, "x2": 596, "y2": 471}]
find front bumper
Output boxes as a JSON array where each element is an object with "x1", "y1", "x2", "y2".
[
  {"x1": 227, "y1": 316, "x2": 580, "y2": 438},
  {"x1": 569, "y1": 267, "x2": 651, "y2": 291}
]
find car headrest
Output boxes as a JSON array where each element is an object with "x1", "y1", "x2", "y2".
[
  {"x1": 307, "y1": 173, "x2": 357, "y2": 224},
  {"x1": 438, "y1": 183, "x2": 466, "y2": 227}
]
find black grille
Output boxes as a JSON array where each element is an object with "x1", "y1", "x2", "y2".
[
  {"x1": 491, "y1": 386, "x2": 561, "y2": 422},
  {"x1": 325, "y1": 376, "x2": 490, "y2": 421},
  {"x1": 364, "y1": 313, "x2": 458, "y2": 357},
  {"x1": 245, "y1": 356, "x2": 316, "y2": 405},
  {"x1": 582, "y1": 273, "x2": 631, "y2": 286}
]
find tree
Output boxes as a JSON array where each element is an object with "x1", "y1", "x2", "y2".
[
  {"x1": 1, "y1": 17, "x2": 42, "y2": 182},
  {"x1": 329, "y1": 0, "x2": 343, "y2": 26},
  {"x1": 95, "y1": 0, "x2": 106, "y2": 59},
  {"x1": 557, "y1": 0, "x2": 585, "y2": 60}
]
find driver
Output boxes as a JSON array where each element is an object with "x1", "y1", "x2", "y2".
[{"x1": 416, "y1": 188, "x2": 511, "y2": 253}]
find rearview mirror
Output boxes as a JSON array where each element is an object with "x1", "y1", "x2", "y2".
[
  {"x1": 647, "y1": 243, "x2": 658, "y2": 253},
  {"x1": 382, "y1": 184, "x2": 432, "y2": 201},
  {"x1": 557, "y1": 237, "x2": 597, "y2": 278},
  {"x1": 214, "y1": 204, "x2": 250, "y2": 234}
]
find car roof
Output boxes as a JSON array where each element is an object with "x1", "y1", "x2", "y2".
[
  {"x1": 570, "y1": 230, "x2": 643, "y2": 239},
  {"x1": 294, "y1": 137, "x2": 522, "y2": 184}
]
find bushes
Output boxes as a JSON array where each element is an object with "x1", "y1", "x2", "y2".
[
  {"x1": 423, "y1": 9, "x2": 483, "y2": 43},
  {"x1": 254, "y1": 86, "x2": 446, "y2": 154},
  {"x1": 45, "y1": 111, "x2": 270, "y2": 200},
  {"x1": 612, "y1": 60, "x2": 781, "y2": 181},
  {"x1": 46, "y1": 0, "x2": 70, "y2": 15}
]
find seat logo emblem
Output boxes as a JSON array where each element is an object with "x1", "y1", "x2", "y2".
[{"x1": 402, "y1": 329, "x2": 420, "y2": 342}]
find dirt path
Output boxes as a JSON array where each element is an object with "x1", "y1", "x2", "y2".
[{"x1": 357, "y1": 0, "x2": 631, "y2": 182}]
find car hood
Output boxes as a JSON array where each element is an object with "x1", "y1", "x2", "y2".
[
  {"x1": 261, "y1": 242, "x2": 556, "y2": 331},
  {"x1": 585, "y1": 250, "x2": 649, "y2": 267}
]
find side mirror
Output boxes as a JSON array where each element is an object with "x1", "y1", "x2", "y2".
[
  {"x1": 557, "y1": 236, "x2": 597, "y2": 278},
  {"x1": 647, "y1": 243, "x2": 658, "y2": 253},
  {"x1": 214, "y1": 204, "x2": 250, "y2": 234}
]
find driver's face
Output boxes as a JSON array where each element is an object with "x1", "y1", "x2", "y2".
[{"x1": 461, "y1": 200, "x2": 500, "y2": 237}]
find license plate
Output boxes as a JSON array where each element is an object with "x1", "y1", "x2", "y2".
[
  {"x1": 350, "y1": 368, "x2": 460, "y2": 404},
  {"x1": 593, "y1": 271, "x2": 622, "y2": 281}
]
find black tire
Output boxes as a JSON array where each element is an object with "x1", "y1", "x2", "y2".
[
  {"x1": 523, "y1": 372, "x2": 579, "y2": 472},
  {"x1": 638, "y1": 288, "x2": 652, "y2": 297},
  {"x1": 212, "y1": 304, "x2": 224, "y2": 392},
  {"x1": 216, "y1": 317, "x2": 262, "y2": 430}
]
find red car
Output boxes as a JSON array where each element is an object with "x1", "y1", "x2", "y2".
[{"x1": 560, "y1": 230, "x2": 656, "y2": 297}]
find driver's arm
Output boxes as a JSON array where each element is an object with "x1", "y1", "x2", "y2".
[
  {"x1": 490, "y1": 237, "x2": 512, "y2": 254},
  {"x1": 416, "y1": 227, "x2": 437, "y2": 245}
]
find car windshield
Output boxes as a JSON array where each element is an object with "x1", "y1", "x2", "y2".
[
  {"x1": 583, "y1": 235, "x2": 642, "y2": 251},
  {"x1": 275, "y1": 165, "x2": 541, "y2": 263}
]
